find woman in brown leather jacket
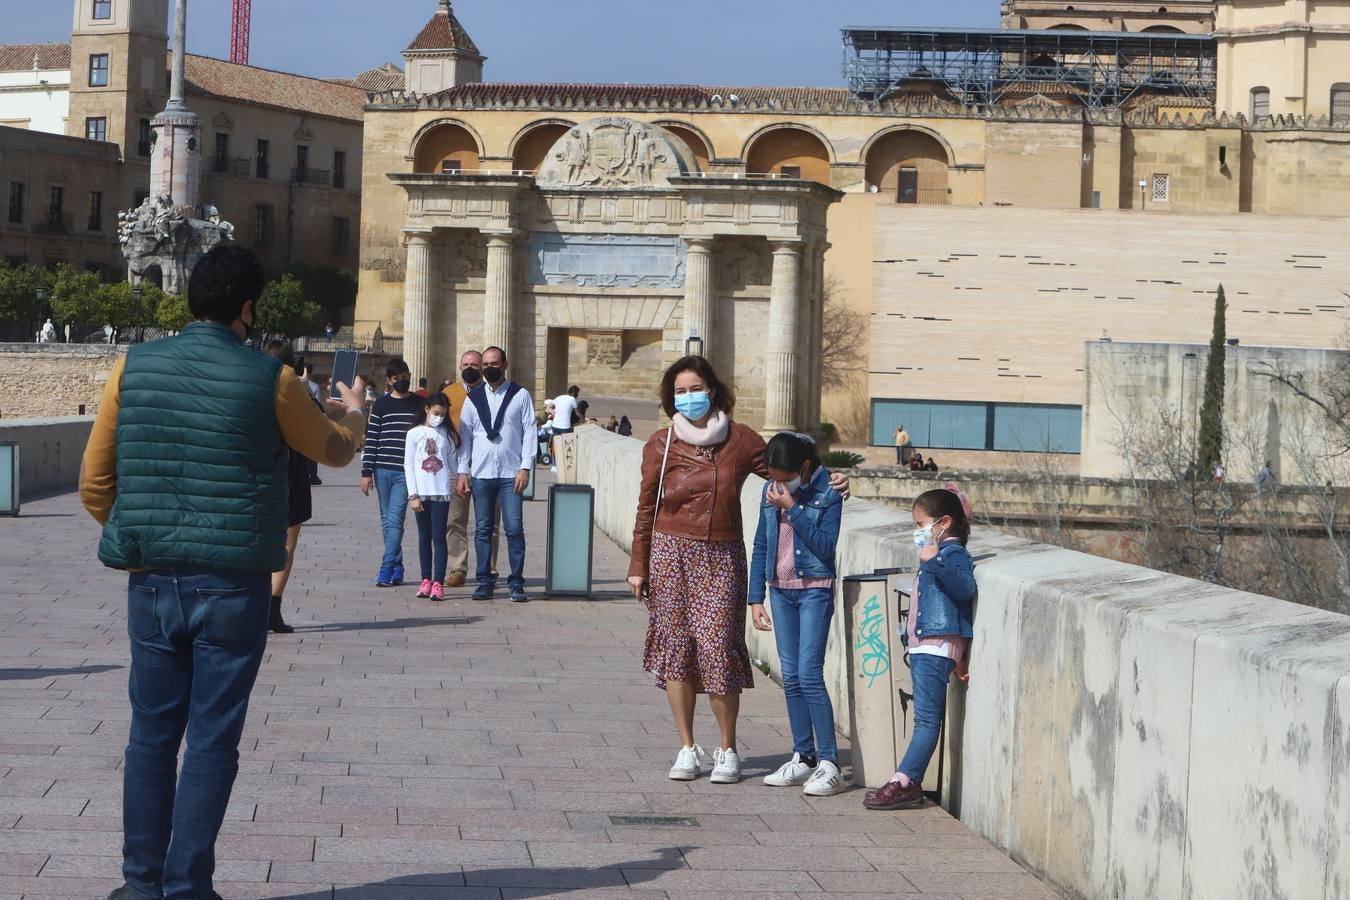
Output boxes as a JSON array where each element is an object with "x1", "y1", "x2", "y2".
[{"x1": 628, "y1": 356, "x2": 846, "y2": 785}]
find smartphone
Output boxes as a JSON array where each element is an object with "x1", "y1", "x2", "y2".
[
  {"x1": 330, "y1": 349, "x2": 359, "y2": 401},
  {"x1": 293, "y1": 354, "x2": 305, "y2": 378}
]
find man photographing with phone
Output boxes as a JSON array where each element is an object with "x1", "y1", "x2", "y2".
[{"x1": 79, "y1": 244, "x2": 367, "y2": 900}]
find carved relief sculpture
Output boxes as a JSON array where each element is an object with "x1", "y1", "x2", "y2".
[{"x1": 535, "y1": 117, "x2": 696, "y2": 189}]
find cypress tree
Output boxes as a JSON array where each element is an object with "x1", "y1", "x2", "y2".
[{"x1": 1196, "y1": 284, "x2": 1227, "y2": 475}]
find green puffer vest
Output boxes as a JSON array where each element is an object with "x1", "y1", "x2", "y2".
[{"x1": 97, "y1": 321, "x2": 289, "y2": 574}]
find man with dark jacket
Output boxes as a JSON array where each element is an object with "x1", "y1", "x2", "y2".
[{"x1": 80, "y1": 245, "x2": 367, "y2": 900}]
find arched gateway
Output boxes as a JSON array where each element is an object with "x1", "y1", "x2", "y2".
[{"x1": 389, "y1": 115, "x2": 841, "y2": 433}]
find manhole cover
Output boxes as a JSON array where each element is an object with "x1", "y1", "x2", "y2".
[{"x1": 609, "y1": 815, "x2": 700, "y2": 827}]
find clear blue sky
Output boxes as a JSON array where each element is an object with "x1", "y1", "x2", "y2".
[{"x1": 1, "y1": 0, "x2": 995, "y2": 85}]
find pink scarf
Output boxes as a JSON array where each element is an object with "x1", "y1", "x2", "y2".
[{"x1": 671, "y1": 410, "x2": 730, "y2": 447}]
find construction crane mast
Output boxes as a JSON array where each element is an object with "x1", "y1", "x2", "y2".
[{"x1": 229, "y1": 0, "x2": 251, "y2": 65}]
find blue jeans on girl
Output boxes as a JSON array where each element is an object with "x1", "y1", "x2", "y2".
[
  {"x1": 898, "y1": 653, "x2": 955, "y2": 784},
  {"x1": 414, "y1": 499, "x2": 451, "y2": 583},
  {"x1": 769, "y1": 586, "x2": 838, "y2": 763}
]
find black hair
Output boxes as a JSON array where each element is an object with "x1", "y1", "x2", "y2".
[
  {"x1": 263, "y1": 339, "x2": 293, "y2": 368},
  {"x1": 418, "y1": 377, "x2": 427, "y2": 388},
  {"x1": 658, "y1": 355, "x2": 734, "y2": 418},
  {"x1": 568, "y1": 385, "x2": 580, "y2": 397},
  {"x1": 301, "y1": 363, "x2": 314, "y2": 376},
  {"x1": 188, "y1": 244, "x2": 264, "y2": 326},
  {"x1": 415, "y1": 392, "x2": 459, "y2": 446},
  {"x1": 913, "y1": 488, "x2": 971, "y2": 545},
  {"x1": 764, "y1": 432, "x2": 820, "y2": 476},
  {"x1": 483, "y1": 345, "x2": 507, "y2": 363},
  {"x1": 385, "y1": 358, "x2": 410, "y2": 379}
]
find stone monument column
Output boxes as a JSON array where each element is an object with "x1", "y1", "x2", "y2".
[
  {"x1": 150, "y1": 0, "x2": 201, "y2": 211},
  {"x1": 683, "y1": 237, "x2": 715, "y2": 359},
  {"x1": 402, "y1": 229, "x2": 435, "y2": 386},
  {"x1": 484, "y1": 231, "x2": 516, "y2": 354},
  {"x1": 765, "y1": 240, "x2": 802, "y2": 432}
]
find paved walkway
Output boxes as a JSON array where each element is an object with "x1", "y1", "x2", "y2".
[{"x1": 0, "y1": 465, "x2": 1055, "y2": 899}]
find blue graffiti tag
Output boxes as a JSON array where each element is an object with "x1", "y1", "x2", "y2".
[{"x1": 855, "y1": 594, "x2": 890, "y2": 688}]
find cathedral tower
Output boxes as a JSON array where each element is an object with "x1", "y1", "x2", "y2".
[
  {"x1": 403, "y1": 1, "x2": 486, "y2": 94},
  {"x1": 68, "y1": 0, "x2": 169, "y2": 165}
]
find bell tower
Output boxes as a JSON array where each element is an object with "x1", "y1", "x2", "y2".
[
  {"x1": 68, "y1": 0, "x2": 169, "y2": 164},
  {"x1": 403, "y1": 0, "x2": 486, "y2": 94}
]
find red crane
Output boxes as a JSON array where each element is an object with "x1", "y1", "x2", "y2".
[{"x1": 229, "y1": 0, "x2": 251, "y2": 65}]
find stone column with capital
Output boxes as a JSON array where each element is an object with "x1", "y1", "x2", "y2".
[
  {"x1": 402, "y1": 231, "x2": 434, "y2": 387},
  {"x1": 765, "y1": 241, "x2": 802, "y2": 432},
  {"x1": 683, "y1": 237, "x2": 715, "y2": 359},
  {"x1": 484, "y1": 232, "x2": 516, "y2": 354}
]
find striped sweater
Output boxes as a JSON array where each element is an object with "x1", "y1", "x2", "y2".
[{"x1": 361, "y1": 393, "x2": 424, "y2": 476}]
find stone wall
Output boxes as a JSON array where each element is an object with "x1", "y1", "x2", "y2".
[
  {"x1": 569, "y1": 426, "x2": 1350, "y2": 900},
  {"x1": 0, "y1": 416, "x2": 94, "y2": 498},
  {"x1": 0, "y1": 344, "x2": 125, "y2": 420}
]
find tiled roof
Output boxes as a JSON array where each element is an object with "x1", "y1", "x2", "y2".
[
  {"x1": 389, "y1": 82, "x2": 853, "y2": 110},
  {"x1": 184, "y1": 55, "x2": 366, "y2": 123},
  {"x1": 352, "y1": 63, "x2": 406, "y2": 93},
  {"x1": 406, "y1": 1, "x2": 480, "y2": 55},
  {"x1": 0, "y1": 42, "x2": 72, "y2": 72}
]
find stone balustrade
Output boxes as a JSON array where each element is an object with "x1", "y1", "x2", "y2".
[{"x1": 564, "y1": 425, "x2": 1350, "y2": 900}]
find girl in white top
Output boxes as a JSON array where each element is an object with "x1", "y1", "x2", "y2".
[{"x1": 403, "y1": 392, "x2": 460, "y2": 601}]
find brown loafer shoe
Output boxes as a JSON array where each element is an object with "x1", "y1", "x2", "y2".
[
  {"x1": 445, "y1": 570, "x2": 467, "y2": 588},
  {"x1": 863, "y1": 778, "x2": 924, "y2": 811}
]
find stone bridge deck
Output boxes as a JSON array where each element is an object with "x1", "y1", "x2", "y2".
[{"x1": 0, "y1": 465, "x2": 1055, "y2": 899}]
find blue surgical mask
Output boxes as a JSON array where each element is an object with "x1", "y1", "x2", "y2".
[{"x1": 674, "y1": 391, "x2": 711, "y2": 421}]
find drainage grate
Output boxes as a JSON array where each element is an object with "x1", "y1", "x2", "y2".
[{"x1": 609, "y1": 815, "x2": 700, "y2": 827}]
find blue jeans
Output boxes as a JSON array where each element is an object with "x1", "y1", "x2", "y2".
[
  {"x1": 898, "y1": 653, "x2": 955, "y2": 784},
  {"x1": 470, "y1": 477, "x2": 525, "y2": 592},
  {"x1": 414, "y1": 500, "x2": 451, "y2": 583},
  {"x1": 122, "y1": 570, "x2": 270, "y2": 900},
  {"x1": 769, "y1": 587, "x2": 838, "y2": 763},
  {"x1": 374, "y1": 468, "x2": 408, "y2": 571}
]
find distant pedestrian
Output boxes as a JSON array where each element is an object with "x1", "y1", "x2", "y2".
[
  {"x1": 456, "y1": 346, "x2": 536, "y2": 603},
  {"x1": 576, "y1": 399, "x2": 590, "y2": 424},
  {"x1": 1254, "y1": 461, "x2": 1277, "y2": 487},
  {"x1": 923, "y1": 457, "x2": 939, "y2": 472},
  {"x1": 607, "y1": 415, "x2": 620, "y2": 432},
  {"x1": 1213, "y1": 461, "x2": 1226, "y2": 483},
  {"x1": 909, "y1": 452, "x2": 926, "y2": 472},
  {"x1": 415, "y1": 377, "x2": 430, "y2": 399},
  {"x1": 895, "y1": 424, "x2": 912, "y2": 465},
  {"x1": 750, "y1": 432, "x2": 846, "y2": 797},
  {"x1": 618, "y1": 415, "x2": 633, "y2": 437},
  {"x1": 865, "y1": 485, "x2": 975, "y2": 812},
  {"x1": 361, "y1": 359, "x2": 421, "y2": 587},
  {"x1": 324, "y1": 321, "x2": 337, "y2": 339},
  {"x1": 405, "y1": 392, "x2": 460, "y2": 602},
  {"x1": 551, "y1": 385, "x2": 581, "y2": 435},
  {"x1": 80, "y1": 245, "x2": 367, "y2": 900}
]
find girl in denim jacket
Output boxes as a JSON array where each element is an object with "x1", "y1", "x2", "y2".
[
  {"x1": 749, "y1": 432, "x2": 846, "y2": 797},
  {"x1": 865, "y1": 484, "x2": 975, "y2": 811}
]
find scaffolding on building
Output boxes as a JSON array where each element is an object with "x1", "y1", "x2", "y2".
[{"x1": 843, "y1": 27, "x2": 1217, "y2": 109}]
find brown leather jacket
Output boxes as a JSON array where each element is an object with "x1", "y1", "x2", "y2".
[{"x1": 629, "y1": 422, "x2": 768, "y2": 578}]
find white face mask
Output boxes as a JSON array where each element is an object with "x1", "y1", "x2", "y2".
[
  {"x1": 783, "y1": 477, "x2": 803, "y2": 495},
  {"x1": 427, "y1": 413, "x2": 445, "y2": 428},
  {"x1": 912, "y1": 524, "x2": 934, "y2": 548}
]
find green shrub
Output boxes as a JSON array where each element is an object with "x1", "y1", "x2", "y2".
[{"x1": 822, "y1": 450, "x2": 865, "y2": 469}]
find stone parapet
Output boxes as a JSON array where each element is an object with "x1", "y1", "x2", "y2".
[
  {"x1": 0, "y1": 416, "x2": 94, "y2": 499},
  {"x1": 568, "y1": 425, "x2": 1350, "y2": 900}
]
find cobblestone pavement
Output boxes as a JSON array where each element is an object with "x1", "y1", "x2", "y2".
[{"x1": 0, "y1": 464, "x2": 1056, "y2": 899}]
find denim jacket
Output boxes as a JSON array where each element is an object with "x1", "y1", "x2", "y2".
[
  {"x1": 910, "y1": 540, "x2": 977, "y2": 641},
  {"x1": 748, "y1": 466, "x2": 842, "y2": 605}
]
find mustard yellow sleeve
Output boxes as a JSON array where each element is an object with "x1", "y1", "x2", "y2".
[
  {"x1": 275, "y1": 367, "x2": 364, "y2": 467},
  {"x1": 80, "y1": 355, "x2": 125, "y2": 525}
]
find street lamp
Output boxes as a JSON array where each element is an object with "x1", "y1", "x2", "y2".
[
  {"x1": 132, "y1": 286, "x2": 145, "y2": 343},
  {"x1": 685, "y1": 328, "x2": 704, "y2": 359}
]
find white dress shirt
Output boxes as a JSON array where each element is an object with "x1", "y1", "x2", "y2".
[{"x1": 457, "y1": 381, "x2": 537, "y2": 479}]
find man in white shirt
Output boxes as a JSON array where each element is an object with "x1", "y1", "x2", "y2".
[
  {"x1": 551, "y1": 385, "x2": 581, "y2": 434},
  {"x1": 456, "y1": 346, "x2": 537, "y2": 603}
]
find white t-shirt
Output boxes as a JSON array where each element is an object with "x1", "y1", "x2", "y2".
[{"x1": 552, "y1": 394, "x2": 579, "y2": 429}]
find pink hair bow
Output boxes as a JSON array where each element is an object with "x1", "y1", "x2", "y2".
[{"x1": 943, "y1": 481, "x2": 972, "y2": 517}]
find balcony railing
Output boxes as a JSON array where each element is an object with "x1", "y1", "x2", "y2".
[
  {"x1": 292, "y1": 167, "x2": 331, "y2": 187},
  {"x1": 210, "y1": 156, "x2": 253, "y2": 177},
  {"x1": 32, "y1": 212, "x2": 73, "y2": 234}
]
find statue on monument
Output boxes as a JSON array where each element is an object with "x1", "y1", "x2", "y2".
[
  {"x1": 539, "y1": 117, "x2": 682, "y2": 188},
  {"x1": 119, "y1": 0, "x2": 234, "y2": 295}
]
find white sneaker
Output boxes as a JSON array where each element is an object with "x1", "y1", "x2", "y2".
[
  {"x1": 710, "y1": 747, "x2": 742, "y2": 784},
  {"x1": 802, "y1": 760, "x2": 847, "y2": 797},
  {"x1": 763, "y1": 753, "x2": 813, "y2": 787},
  {"x1": 668, "y1": 744, "x2": 711, "y2": 781}
]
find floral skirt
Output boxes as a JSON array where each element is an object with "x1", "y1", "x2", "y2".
[{"x1": 643, "y1": 532, "x2": 754, "y2": 695}]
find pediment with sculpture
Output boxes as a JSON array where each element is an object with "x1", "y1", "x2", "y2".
[{"x1": 534, "y1": 117, "x2": 698, "y2": 190}]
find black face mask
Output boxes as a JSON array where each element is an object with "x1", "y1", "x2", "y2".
[
  {"x1": 483, "y1": 365, "x2": 503, "y2": 385},
  {"x1": 392, "y1": 378, "x2": 411, "y2": 394},
  {"x1": 462, "y1": 367, "x2": 482, "y2": 385}
]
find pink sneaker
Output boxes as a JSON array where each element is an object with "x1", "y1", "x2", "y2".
[
  {"x1": 429, "y1": 581, "x2": 445, "y2": 602},
  {"x1": 416, "y1": 579, "x2": 433, "y2": 599}
]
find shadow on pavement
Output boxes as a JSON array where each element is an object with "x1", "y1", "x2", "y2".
[
  {"x1": 0, "y1": 664, "x2": 124, "y2": 680},
  {"x1": 295, "y1": 616, "x2": 485, "y2": 633},
  {"x1": 265, "y1": 846, "x2": 684, "y2": 898}
]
